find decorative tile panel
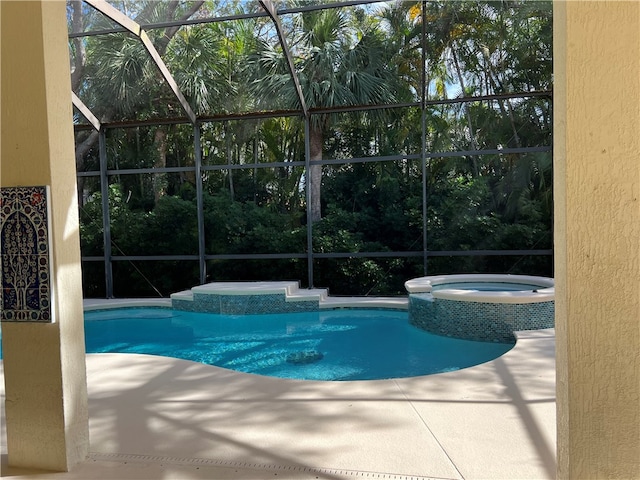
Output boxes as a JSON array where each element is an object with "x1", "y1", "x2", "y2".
[{"x1": 1, "y1": 186, "x2": 53, "y2": 322}]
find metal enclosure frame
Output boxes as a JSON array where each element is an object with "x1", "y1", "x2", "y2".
[{"x1": 71, "y1": 0, "x2": 553, "y2": 297}]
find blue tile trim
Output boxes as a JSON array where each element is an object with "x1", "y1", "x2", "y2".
[{"x1": 173, "y1": 293, "x2": 319, "y2": 315}]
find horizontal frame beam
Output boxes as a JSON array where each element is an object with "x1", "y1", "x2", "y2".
[
  {"x1": 73, "y1": 91, "x2": 552, "y2": 131},
  {"x1": 82, "y1": 250, "x2": 553, "y2": 263},
  {"x1": 76, "y1": 145, "x2": 551, "y2": 177}
]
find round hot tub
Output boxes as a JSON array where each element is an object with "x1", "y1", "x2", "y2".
[{"x1": 405, "y1": 274, "x2": 554, "y2": 342}]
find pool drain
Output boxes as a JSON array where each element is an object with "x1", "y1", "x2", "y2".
[
  {"x1": 89, "y1": 452, "x2": 445, "y2": 479},
  {"x1": 286, "y1": 350, "x2": 324, "y2": 365}
]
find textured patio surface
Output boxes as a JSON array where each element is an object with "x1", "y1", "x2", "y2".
[{"x1": 1, "y1": 301, "x2": 556, "y2": 480}]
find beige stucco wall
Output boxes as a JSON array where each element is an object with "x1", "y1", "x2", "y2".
[
  {"x1": 0, "y1": 0, "x2": 89, "y2": 471},
  {"x1": 554, "y1": 1, "x2": 640, "y2": 478}
]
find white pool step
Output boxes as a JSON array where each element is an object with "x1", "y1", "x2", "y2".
[
  {"x1": 170, "y1": 290, "x2": 194, "y2": 301},
  {"x1": 172, "y1": 282, "x2": 327, "y2": 300},
  {"x1": 285, "y1": 289, "x2": 329, "y2": 302},
  {"x1": 170, "y1": 281, "x2": 407, "y2": 312}
]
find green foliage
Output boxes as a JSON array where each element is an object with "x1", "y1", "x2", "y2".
[
  {"x1": 204, "y1": 192, "x2": 305, "y2": 254},
  {"x1": 76, "y1": 1, "x2": 554, "y2": 297}
]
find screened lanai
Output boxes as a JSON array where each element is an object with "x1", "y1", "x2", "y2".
[{"x1": 69, "y1": 0, "x2": 553, "y2": 298}]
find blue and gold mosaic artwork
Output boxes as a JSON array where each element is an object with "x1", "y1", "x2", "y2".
[{"x1": 1, "y1": 186, "x2": 53, "y2": 322}]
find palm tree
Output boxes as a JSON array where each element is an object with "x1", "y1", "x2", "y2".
[
  {"x1": 70, "y1": 0, "x2": 206, "y2": 203},
  {"x1": 249, "y1": 6, "x2": 397, "y2": 222}
]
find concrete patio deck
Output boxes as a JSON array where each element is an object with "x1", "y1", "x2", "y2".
[{"x1": 1, "y1": 300, "x2": 556, "y2": 480}]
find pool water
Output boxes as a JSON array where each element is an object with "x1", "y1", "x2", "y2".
[{"x1": 77, "y1": 307, "x2": 514, "y2": 381}]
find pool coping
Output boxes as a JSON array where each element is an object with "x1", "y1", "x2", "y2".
[{"x1": 405, "y1": 273, "x2": 555, "y2": 304}]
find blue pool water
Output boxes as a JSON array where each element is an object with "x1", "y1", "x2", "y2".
[
  {"x1": 76, "y1": 307, "x2": 514, "y2": 381},
  {"x1": 0, "y1": 308, "x2": 514, "y2": 381}
]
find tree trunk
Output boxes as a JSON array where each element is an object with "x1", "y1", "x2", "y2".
[
  {"x1": 309, "y1": 125, "x2": 323, "y2": 223},
  {"x1": 225, "y1": 123, "x2": 234, "y2": 200},
  {"x1": 74, "y1": 129, "x2": 101, "y2": 207},
  {"x1": 483, "y1": 61, "x2": 523, "y2": 149},
  {"x1": 451, "y1": 45, "x2": 479, "y2": 176},
  {"x1": 153, "y1": 127, "x2": 168, "y2": 203},
  {"x1": 70, "y1": 0, "x2": 85, "y2": 92},
  {"x1": 155, "y1": 1, "x2": 205, "y2": 56}
]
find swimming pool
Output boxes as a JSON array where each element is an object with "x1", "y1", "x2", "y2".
[{"x1": 79, "y1": 307, "x2": 514, "y2": 381}]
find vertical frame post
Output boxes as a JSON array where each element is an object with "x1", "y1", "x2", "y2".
[
  {"x1": 421, "y1": 0, "x2": 428, "y2": 275},
  {"x1": 304, "y1": 116, "x2": 313, "y2": 288},
  {"x1": 99, "y1": 129, "x2": 114, "y2": 298},
  {"x1": 194, "y1": 123, "x2": 206, "y2": 284}
]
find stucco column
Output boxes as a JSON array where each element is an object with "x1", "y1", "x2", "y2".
[
  {"x1": 1, "y1": 0, "x2": 89, "y2": 471},
  {"x1": 554, "y1": 1, "x2": 640, "y2": 478}
]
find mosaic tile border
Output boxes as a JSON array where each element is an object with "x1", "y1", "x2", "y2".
[
  {"x1": 1, "y1": 186, "x2": 53, "y2": 322},
  {"x1": 408, "y1": 294, "x2": 554, "y2": 343},
  {"x1": 173, "y1": 293, "x2": 320, "y2": 315}
]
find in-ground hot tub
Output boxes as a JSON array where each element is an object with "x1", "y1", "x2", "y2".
[{"x1": 405, "y1": 274, "x2": 554, "y2": 342}]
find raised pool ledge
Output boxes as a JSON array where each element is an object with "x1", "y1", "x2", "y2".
[
  {"x1": 170, "y1": 281, "x2": 408, "y2": 315},
  {"x1": 405, "y1": 274, "x2": 555, "y2": 342},
  {"x1": 170, "y1": 281, "x2": 324, "y2": 314}
]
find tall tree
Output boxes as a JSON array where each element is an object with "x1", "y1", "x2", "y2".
[{"x1": 249, "y1": 6, "x2": 397, "y2": 222}]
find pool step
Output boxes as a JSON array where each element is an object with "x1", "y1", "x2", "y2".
[{"x1": 170, "y1": 281, "x2": 329, "y2": 314}]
